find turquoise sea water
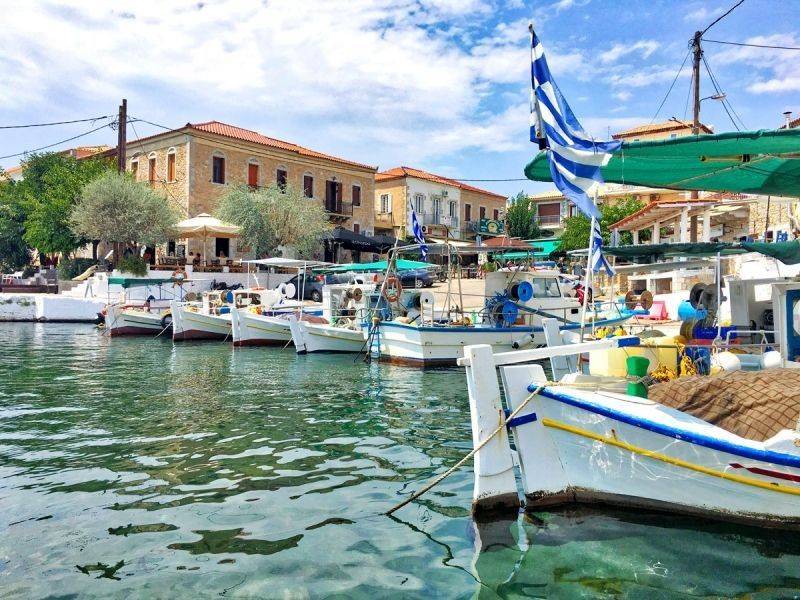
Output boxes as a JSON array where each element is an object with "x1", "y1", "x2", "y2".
[{"x1": 2, "y1": 323, "x2": 800, "y2": 598}]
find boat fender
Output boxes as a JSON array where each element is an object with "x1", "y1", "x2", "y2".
[
  {"x1": 160, "y1": 312, "x2": 173, "y2": 329},
  {"x1": 761, "y1": 350, "x2": 782, "y2": 370},
  {"x1": 710, "y1": 351, "x2": 741, "y2": 374},
  {"x1": 225, "y1": 290, "x2": 234, "y2": 304},
  {"x1": 512, "y1": 333, "x2": 535, "y2": 349}
]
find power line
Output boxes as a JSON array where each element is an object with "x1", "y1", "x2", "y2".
[
  {"x1": 700, "y1": 0, "x2": 745, "y2": 36},
  {"x1": 702, "y1": 54, "x2": 747, "y2": 130},
  {"x1": 650, "y1": 48, "x2": 692, "y2": 124},
  {"x1": 704, "y1": 38, "x2": 800, "y2": 50},
  {"x1": 0, "y1": 122, "x2": 114, "y2": 160},
  {"x1": 0, "y1": 115, "x2": 113, "y2": 130}
]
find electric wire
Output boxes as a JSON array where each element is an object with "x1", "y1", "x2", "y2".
[
  {"x1": 649, "y1": 48, "x2": 692, "y2": 124},
  {"x1": 701, "y1": 55, "x2": 740, "y2": 131},
  {"x1": 0, "y1": 121, "x2": 114, "y2": 160},
  {"x1": 702, "y1": 54, "x2": 747, "y2": 130},
  {"x1": 0, "y1": 115, "x2": 114, "y2": 129},
  {"x1": 703, "y1": 38, "x2": 800, "y2": 50},
  {"x1": 700, "y1": 0, "x2": 745, "y2": 36}
]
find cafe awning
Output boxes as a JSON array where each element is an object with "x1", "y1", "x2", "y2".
[{"x1": 323, "y1": 227, "x2": 385, "y2": 253}]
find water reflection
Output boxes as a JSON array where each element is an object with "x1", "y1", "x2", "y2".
[{"x1": 1, "y1": 323, "x2": 800, "y2": 597}]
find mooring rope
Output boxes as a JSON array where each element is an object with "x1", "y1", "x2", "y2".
[{"x1": 385, "y1": 383, "x2": 546, "y2": 515}]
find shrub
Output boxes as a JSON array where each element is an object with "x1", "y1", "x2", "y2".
[
  {"x1": 57, "y1": 258, "x2": 97, "y2": 280},
  {"x1": 117, "y1": 255, "x2": 148, "y2": 276}
]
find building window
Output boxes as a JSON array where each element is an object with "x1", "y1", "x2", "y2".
[
  {"x1": 215, "y1": 238, "x2": 230, "y2": 259},
  {"x1": 148, "y1": 154, "x2": 156, "y2": 184},
  {"x1": 276, "y1": 168, "x2": 288, "y2": 189},
  {"x1": 538, "y1": 202, "x2": 561, "y2": 226},
  {"x1": 131, "y1": 160, "x2": 138, "y2": 179},
  {"x1": 493, "y1": 209, "x2": 499, "y2": 220},
  {"x1": 464, "y1": 203, "x2": 472, "y2": 221},
  {"x1": 353, "y1": 223, "x2": 360, "y2": 234},
  {"x1": 167, "y1": 150, "x2": 176, "y2": 182},
  {"x1": 432, "y1": 196, "x2": 441, "y2": 218},
  {"x1": 449, "y1": 201, "x2": 457, "y2": 218},
  {"x1": 479, "y1": 206, "x2": 486, "y2": 220},
  {"x1": 380, "y1": 194, "x2": 391, "y2": 213},
  {"x1": 212, "y1": 155, "x2": 225, "y2": 184},
  {"x1": 352, "y1": 184, "x2": 361, "y2": 207},
  {"x1": 303, "y1": 174, "x2": 314, "y2": 198},
  {"x1": 414, "y1": 193, "x2": 424, "y2": 214},
  {"x1": 248, "y1": 162, "x2": 259, "y2": 188}
]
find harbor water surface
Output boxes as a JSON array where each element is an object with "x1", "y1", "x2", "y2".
[{"x1": 2, "y1": 323, "x2": 800, "y2": 598}]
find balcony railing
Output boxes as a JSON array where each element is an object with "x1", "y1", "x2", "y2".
[
  {"x1": 423, "y1": 213, "x2": 459, "y2": 229},
  {"x1": 375, "y1": 212, "x2": 393, "y2": 225},
  {"x1": 536, "y1": 214, "x2": 562, "y2": 226},
  {"x1": 325, "y1": 200, "x2": 353, "y2": 217}
]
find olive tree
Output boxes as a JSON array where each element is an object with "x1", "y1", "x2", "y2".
[
  {"x1": 215, "y1": 184, "x2": 331, "y2": 257},
  {"x1": 71, "y1": 172, "x2": 180, "y2": 260}
]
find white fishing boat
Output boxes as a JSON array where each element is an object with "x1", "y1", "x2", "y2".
[
  {"x1": 374, "y1": 254, "x2": 633, "y2": 367},
  {"x1": 461, "y1": 280, "x2": 800, "y2": 526},
  {"x1": 230, "y1": 258, "x2": 329, "y2": 347},
  {"x1": 172, "y1": 288, "x2": 275, "y2": 341},
  {"x1": 102, "y1": 276, "x2": 188, "y2": 336},
  {"x1": 289, "y1": 282, "x2": 376, "y2": 354}
]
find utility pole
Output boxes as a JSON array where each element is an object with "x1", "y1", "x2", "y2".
[
  {"x1": 691, "y1": 32, "x2": 702, "y2": 135},
  {"x1": 117, "y1": 99, "x2": 127, "y2": 173}
]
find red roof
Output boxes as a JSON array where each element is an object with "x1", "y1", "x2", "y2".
[
  {"x1": 188, "y1": 122, "x2": 375, "y2": 170},
  {"x1": 376, "y1": 166, "x2": 507, "y2": 200},
  {"x1": 107, "y1": 120, "x2": 375, "y2": 171}
]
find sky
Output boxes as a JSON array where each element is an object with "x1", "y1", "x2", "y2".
[{"x1": 1, "y1": 0, "x2": 798, "y2": 198}]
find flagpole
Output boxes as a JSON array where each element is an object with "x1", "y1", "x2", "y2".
[{"x1": 579, "y1": 215, "x2": 594, "y2": 342}]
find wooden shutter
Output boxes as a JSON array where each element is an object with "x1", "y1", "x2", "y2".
[
  {"x1": 352, "y1": 185, "x2": 361, "y2": 206},
  {"x1": 248, "y1": 163, "x2": 259, "y2": 187},
  {"x1": 167, "y1": 153, "x2": 176, "y2": 182}
]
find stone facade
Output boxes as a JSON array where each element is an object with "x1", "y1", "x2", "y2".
[{"x1": 123, "y1": 123, "x2": 376, "y2": 259}]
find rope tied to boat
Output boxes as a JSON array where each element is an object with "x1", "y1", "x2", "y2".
[{"x1": 385, "y1": 383, "x2": 547, "y2": 515}]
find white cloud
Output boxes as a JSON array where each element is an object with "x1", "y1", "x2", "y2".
[
  {"x1": 0, "y1": 0, "x2": 534, "y2": 165},
  {"x1": 614, "y1": 91, "x2": 632, "y2": 102},
  {"x1": 712, "y1": 34, "x2": 800, "y2": 95},
  {"x1": 683, "y1": 6, "x2": 723, "y2": 23},
  {"x1": 600, "y1": 40, "x2": 659, "y2": 64}
]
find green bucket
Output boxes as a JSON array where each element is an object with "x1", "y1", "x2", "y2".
[{"x1": 626, "y1": 356, "x2": 650, "y2": 398}]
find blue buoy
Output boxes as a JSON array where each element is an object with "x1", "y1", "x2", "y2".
[
  {"x1": 677, "y1": 300, "x2": 707, "y2": 321},
  {"x1": 516, "y1": 281, "x2": 534, "y2": 302},
  {"x1": 501, "y1": 301, "x2": 519, "y2": 326},
  {"x1": 225, "y1": 290, "x2": 234, "y2": 304}
]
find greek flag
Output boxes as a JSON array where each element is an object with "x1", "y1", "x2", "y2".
[
  {"x1": 591, "y1": 220, "x2": 615, "y2": 276},
  {"x1": 530, "y1": 25, "x2": 619, "y2": 276},
  {"x1": 410, "y1": 205, "x2": 428, "y2": 261}
]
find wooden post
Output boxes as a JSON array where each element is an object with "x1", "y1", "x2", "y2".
[
  {"x1": 117, "y1": 99, "x2": 127, "y2": 174},
  {"x1": 464, "y1": 344, "x2": 519, "y2": 515}
]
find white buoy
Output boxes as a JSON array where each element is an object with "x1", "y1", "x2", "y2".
[
  {"x1": 711, "y1": 351, "x2": 742, "y2": 373},
  {"x1": 761, "y1": 350, "x2": 782, "y2": 370}
]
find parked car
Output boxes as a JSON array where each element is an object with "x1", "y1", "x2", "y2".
[
  {"x1": 278, "y1": 272, "x2": 362, "y2": 302},
  {"x1": 399, "y1": 268, "x2": 435, "y2": 288}
]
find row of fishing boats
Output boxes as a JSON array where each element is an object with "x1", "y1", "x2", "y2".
[{"x1": 101, "y1": 255, "x2": 636, "y2": 366}]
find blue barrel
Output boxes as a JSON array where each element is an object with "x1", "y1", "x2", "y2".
[{"x1": 677, "y1": 300, "x2": 707, "y2": 321}]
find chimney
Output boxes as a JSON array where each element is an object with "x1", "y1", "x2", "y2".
[{"x1": 784, "y1": 111, "x2": 793, "y2": 128}]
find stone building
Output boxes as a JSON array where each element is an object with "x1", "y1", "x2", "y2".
[
  {"x1": 109, "y1": 121, "x2": 377, "y2": 260},
  {"x1": 374, "y1": 166, "x2": 507, "y2": 241}
]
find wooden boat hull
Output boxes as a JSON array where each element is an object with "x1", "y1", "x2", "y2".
[
  {"x1": 171, "y1": 302, "x2": 231, "y2": 341},
  {"x1": 231, "y1": 309, "x2": 292, "y2": 346},
  {"x1": 468, "y1": 357, "x2": 800, "y2": 527},
  {"x1": 105, "y1": 304, "x2": 167, "y2": 336},
  {"x1": 289, "y1": 319, "x2": 366, "y2": 354}
]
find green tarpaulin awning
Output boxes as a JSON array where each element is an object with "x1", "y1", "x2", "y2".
[
  {"x1": 321, "y1": 259, "x2": 432, "y2": 273},
  {"x1": 108, "y1": 277, "x2": 177, "y2": 288},
  {"x1": 602, "y1": 240, "x2": 800, "y2": 264},
  {"x1": 525, "y1": 129, "x2": 800, "y2": 197}
]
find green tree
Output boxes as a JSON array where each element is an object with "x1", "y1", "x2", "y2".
[
  {"x1": 71, "y1": 172, "x2": 180, "y2": 253},
  {"x1": 215, "y1": 184, "x2": 331, "y2": 257},
  {"x1": 505, "y1": 191, "x2": 542, "y2": 239},
  {"x1": 0, "y1": 175, "x2": 31, "y2": 272},
  {"x1": 16, "y1": 153, "x2": 111, "y2": 260},
  {"x1": 559, "y1": 196, "x2": 646, "y2": 251}
]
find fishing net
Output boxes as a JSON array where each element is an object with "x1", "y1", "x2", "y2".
[{"x1": 649, "y1": 369, "x2": 800, "y2": 442}]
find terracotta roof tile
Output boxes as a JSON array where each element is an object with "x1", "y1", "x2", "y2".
[
  {"x1": 613, "y1": 119, "x2": 713, "y2": 139},
  {"x1": 376, "y1": 166, "x2": 506, "y2": 200},
  {"x1": 188, "y1": 121, "x2": 375, "y2": 170}
]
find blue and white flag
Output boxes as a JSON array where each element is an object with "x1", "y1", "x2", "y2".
[
  {"x1": 591, "y1": 220, "x2": 615, "y2": 276},
  {"x1": 410, "y1": 204, "x2": 428, "y2": 261},
  {"x1": 530, "y1": 25, "x2": 619, "y2": 276}
]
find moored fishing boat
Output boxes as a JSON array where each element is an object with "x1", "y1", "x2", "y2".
[
  {"x1": 102, "y1": 276, "x2": 188, "y2": 336},
  {"x1": 172, "y1": 288, "x2": 273, "y2": 341}
]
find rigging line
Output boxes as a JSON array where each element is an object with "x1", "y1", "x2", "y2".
[
  {"x1": 701, "y1": 55, "x2": 740, "y2": 131},
  {"x1": 649, "y1": 48, "x2": 692, "y2": 125},
  {"x1": 702, "y1": 55, "x2": 747, "y2": 130},
  {"x1": 700, "y1": 0, "x2": 745, "y2": 36},
  {"x1": 0, "y1": 115, "x2": 114, "y2": 129},
  {"x1": 0, "y1": 122, "x2": 113, "y2": 160},
  {"x1": 703, "y1": 38, "x2": 800, "y2": 50}
]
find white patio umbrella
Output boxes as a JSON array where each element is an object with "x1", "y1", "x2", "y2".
[{"x1": 171, "y1": 213, "x2": 241, "y2": 265}]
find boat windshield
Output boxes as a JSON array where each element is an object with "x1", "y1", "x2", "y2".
[{"x1": 531, "y1": 277, "x2": 561, "y2": 298}]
